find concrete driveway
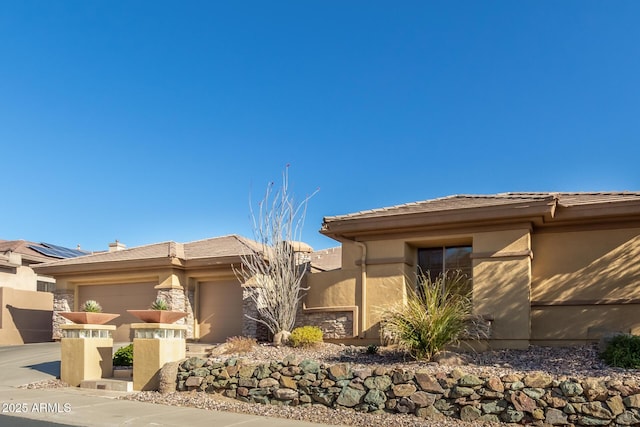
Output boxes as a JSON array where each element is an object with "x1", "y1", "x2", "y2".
[{"x1": 0, "y1": 342, "x2": 60, "y2": 388}]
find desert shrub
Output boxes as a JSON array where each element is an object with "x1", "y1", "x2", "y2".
[
  {"x1": 150, "y1": 298, "x2": 169, "y2": 310},
  {"x1": 223, "y1": 336, "x2": 257, "y2": 354},
  {"x1": 289, "y1": 326, "x2": 323, "y2": 347},
  {"x1": 380, "y1": 270, "x2": 477, "y2": 360},
  {"x1": 600, "y1": 334, "x2": 640, "y2": 369},
  {"x1": 366, "y1": 344, "x2": 379, "y2": 355},
  {"x1": 113, "y1": 344, "x2": 133, "y2": 367},
  {"x1": 81, "y1": 300, "x2": 102, "y2": 313}
]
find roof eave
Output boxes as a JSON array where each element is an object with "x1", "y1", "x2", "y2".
[
  {"x1": 32, "y1": 257, "x2": 182, "y2": 276},
  {"x1": 321, "y1": 200, "x2": 556, "y2": 239}
]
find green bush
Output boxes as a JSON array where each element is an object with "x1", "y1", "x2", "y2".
[
  {"x1": 113, "y1": 344, "x2": 133, "y2": 367},
  {"x1": 380, "y1": 270, "x2": 478, "y2": 360},
  {"x1": 289, "y1": 326, "x2": 323, "y2": 347},
  {"x1": 600, "y1": 334, "x2": 640, "y2": 369},
  {"x1": 81, "y1": 300, "x2": 102, "y2": 313}
]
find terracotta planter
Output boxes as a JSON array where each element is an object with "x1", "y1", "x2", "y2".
[
  {"x1": 126, "y1": 310, "x2": 187, "y2": 324},
  {"x1": 59, "y1": 312, "x2": 120, "y2": 325}
]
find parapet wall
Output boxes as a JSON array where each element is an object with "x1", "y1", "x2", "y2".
[{"x1": 175, "y1": 356, "x2": 640, "y2": 426}]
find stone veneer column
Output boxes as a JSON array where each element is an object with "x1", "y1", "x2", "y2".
[
  {"x1": 156, "y1": 288, "x2": 194, "y2": 339},
  {"x1": 241, "y1": 286, "x2": 259, "y2": 339},
  {"x1": 52, "y1": 289, "x2": 74, "y2": 340}
]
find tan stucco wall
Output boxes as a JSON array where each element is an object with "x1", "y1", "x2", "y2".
[
  {"x1": 307, "y1": 228, "x2": 534, "y2": 348},
  {"x1": 306, "y1": 269, "x2": 357, "y2": 308},
  {"x1": 472, "y1": 229, "x2": 532, "y2": 349},
  {"x1": 0, "y1": 256, "x2": 54, "y2": 292},
  {"x1": 0, "y1": 287, "x2": 53, "y2": 345},
  {"x1": 531, "y1": 227, "x2": 640, "y2": 342},
  {"x1": 60, "y1": 329, "x2": 114, "y2": 387}
]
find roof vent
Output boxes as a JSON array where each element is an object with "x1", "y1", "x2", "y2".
[{"x1": 108, "y1": 240, "x2": 126, "y2": 252}]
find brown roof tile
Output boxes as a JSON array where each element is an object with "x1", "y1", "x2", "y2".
[
  {"x1": 0, "y1": 240, "x2": 61, "y2": 263},
  {"x1": 309, "y1": 247, "x2": 342, "y2": 272},
  {"x1": 323, "y1": 192, "x2": 640, "y2": 223},
  {"x1": 35, "y1": 235, "x2": 263, "y2": 268}
]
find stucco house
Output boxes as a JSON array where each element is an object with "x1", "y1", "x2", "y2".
[
  {"x1": 34, "y1": 235, "x2": 289, "y2": 343},
  {"x1": 306, "y1": 192, "x2": 640, "y2": 349},
  {"x1": 0, "y1": 240, "x2": 88, "y2": 344}
]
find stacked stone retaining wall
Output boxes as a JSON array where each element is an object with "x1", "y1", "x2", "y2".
[{"x1": 175, "y1": 356, "x2": 640, "y2": 426}]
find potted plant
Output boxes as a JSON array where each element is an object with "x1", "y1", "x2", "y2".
[
  {"x1": 59, "y1": 300, "x2": 120, "y2": 325},
  {"x1": 127, "y1": 298, "x2": 187, "y2": 323}
]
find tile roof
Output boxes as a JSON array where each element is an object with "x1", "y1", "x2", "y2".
[
  {"x1": 0, "y1": 240, "x2": 65, "y2": 263},
  {"x1": 183, "y1": 235, "x2": 263, "y2": 259},
  {"x1": 309, "y1": 247, "x2": 342, "y2": 272},
  {"x1": 35, "y1": 235, "x2": 263, "y2": 268},
  {"x1": 323, "y1": 192, "x2": 640, "y2": 222}
]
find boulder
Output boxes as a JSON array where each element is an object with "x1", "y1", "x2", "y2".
[
  {"x1": 363, "y1": 389, "x2": 387, "y2": 406},
  {"x1": 336, "y1": 386, "x2": 366, "y2": 407},
  {"x1": 414, "y1": 370, "x2": 445, "y2": 394},
  {"x1": 623, "y1": 394, "x2": 640, "y2": 408},
  {"x1": 410, "y1": 391, "x2": 437, "y2": 407},
  {"x1": 545, "y1": 407, "x2": 569, "y2": 425},
  {"x1": 328, "y1": 363, "x2": 353, "y2": 381},
  {"x1": 486, "y1": 376, "x2": 504, "y2": 393},
  {"x1": 392, "y1": 384, "x2": 417, "y2": 397},
  {"x1": 273, "y1": 388, "x2": 298, "y2": 400},
  {"x1": 460, "y1": 405, "x2": 482, "y2": 421},
  {"x1": 364, "y1": 375, "x2": 392, "y2": 391},
  {"x1": 524, "y1": 373, "x2": 553, "y2": 388},
  {"x1": 158, "y1": 361, "x2": 179, "y2": 394},
  {"x1": 582, "y1": 378, "x2": 608, "y2": 402},
  {"x1": 299, "y1": 359, "x2": 320, "y2": 374},
  {"x1": 459, "y1": 374, "x2": 483, "y2": 387}
]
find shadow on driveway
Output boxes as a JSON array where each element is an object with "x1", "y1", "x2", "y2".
[{"x1": 24, "y1": 361, "x2": 60, "y2": 378}]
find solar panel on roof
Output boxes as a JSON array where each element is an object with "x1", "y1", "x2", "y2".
[{"x1": 29, "y1": 243, "x2": 89, "y2": 259}]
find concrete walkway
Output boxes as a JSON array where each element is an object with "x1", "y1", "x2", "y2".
[{"x1": 0, "y1": 343, "x2": 334, "y2": 427}]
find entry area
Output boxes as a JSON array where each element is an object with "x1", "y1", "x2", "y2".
[
  {"x1": 197, "y1": 279, "x2": 243, "y2": 343},
  {"x1": 78, "y1": 282, "x2": 157, "y2": 342}
]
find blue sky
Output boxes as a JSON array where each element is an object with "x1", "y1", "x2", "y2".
[{"x1": 2, "y1": 1, "x2": 639, "y2": 252}]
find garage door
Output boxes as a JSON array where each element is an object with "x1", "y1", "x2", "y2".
[
  {"x1": 78, "y1": 283, "x2": 157, "y2": 342},
  {"x1": 198, "y1": 280, "x2": 243, "y2": 343}
]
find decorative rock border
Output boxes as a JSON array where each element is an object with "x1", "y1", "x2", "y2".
[{"x1": 175, "y1": 356, "x2": 640, "y2": 426}]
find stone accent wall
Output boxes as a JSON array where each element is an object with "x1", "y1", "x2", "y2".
[
  {"x1": 296, "y1": 310, "x2": 353, "y2": 339},
  {"x1": 241, "y1": 287, "x2": 269, "y2": 341},
  {"x1": 52, "y1": 290, "x2": 74, "y2": 340},
  {"x1": 157, "y1": 288, "x2": 194, "y2": 339},
  {"x1": 176, "y1": 357, "x2": 640, "y2": 426},
  {"x1": 241, "y1": 287, "x2": 259, "y2": 339},
  {"x1": 185, "y1": 288, "x2": 195, "y2": 340}
]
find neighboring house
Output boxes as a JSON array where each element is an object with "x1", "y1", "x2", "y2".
[
  {"x1": 34, "y1": 235, "x2": 272, "y2": 343},
  {"x1": 307, "y1": 192, "x2": 640, "y2": 349},
  {"x1": 0, "y1": 240, "x2": 88, "y2": 344}
]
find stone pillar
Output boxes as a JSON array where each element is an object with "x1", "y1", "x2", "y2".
[
  {"x1": 155, "y1": 287, "x2": 194, "y2": 339},
  {"x1": 131, "y1": 323, "x2": 187, "y2": 391},
  {"x1": 60, "y1": 324, "x2": 115, "y2": 387},
  {"x1": 241, "y1": 286, "x2": 259, "y2": 338},
  {"x1": 52, "y1": 290, "x2": 74, "y2": 340}
]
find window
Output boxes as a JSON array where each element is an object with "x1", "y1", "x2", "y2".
[
  {"x1": 417, "y1": 246, "x2": 472, "y2": 293},
  {"x1": 37, "y1": 281, "x2": 56, "y2": 293}
]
